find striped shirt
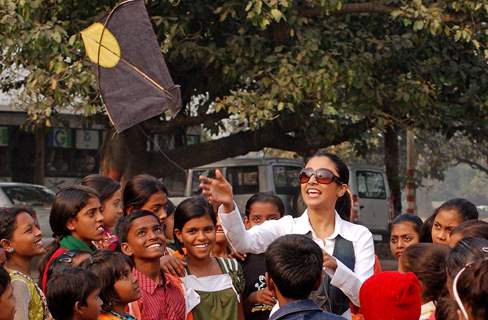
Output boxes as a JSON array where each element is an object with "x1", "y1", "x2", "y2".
[{"x1": 132, "y1": 268, "x2": 186, "y2": 320}]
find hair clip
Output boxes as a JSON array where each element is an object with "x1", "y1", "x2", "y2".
[
  {"x1": 482, "y1": 247, "x2": 488, "y2": 253},
  {"x1": 453, "y1": 265, "x2": 469, "y2": 320}
]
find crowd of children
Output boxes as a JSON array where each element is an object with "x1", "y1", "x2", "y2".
[{"x1": 0, "y1": 153, "x2": 486, "y2": 320}]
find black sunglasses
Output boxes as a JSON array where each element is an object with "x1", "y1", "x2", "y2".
[{"x1": 299, "y1": 168, "x2": 344, "y2": 185}]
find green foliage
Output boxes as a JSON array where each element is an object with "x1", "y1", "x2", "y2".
[{"x1": 0, "y1": 0, "x2": 486, "y2": 148}]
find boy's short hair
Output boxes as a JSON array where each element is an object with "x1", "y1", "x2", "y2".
[
  {"x1": 46, "y1": 267, "x2": 100, "y2": 320},
  {"x1": 0, "y1": 266, "x2": 11, "y2": 296},
  {"x1": 265, "y1": 234, "x2": 323, "y2": 299},
  {"x1": 115, "y1": 210, "x2": 159, "y2": 244}
]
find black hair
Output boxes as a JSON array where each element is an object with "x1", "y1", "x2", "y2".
[
  {"x1": 435, "y1": 297, "x2": 460, "y2": 320},
  {"x1": 46, "y1": 267, "x2": 100, "y2": 320},
  {"x1": 173, "y1": 196, "x2": 216, "y2": 252},
  {"x1": 265, "y1": 234, "x2": 323, "y2": 300},
  {"x1": 39, "y1": 185, "x2": 99, "y2": 284},
  {"x1": 165, "y1": 199, "x2": 176, "y2": 217},
  {"x1": 81, "y1": 250, "x2": 134, "y2": 312},
  {"x1": 122, "y1": 174, "x2": 168, "y2": 214},
  {"x1": 455, "y1": 259, "x2": 488, "y2": 320},
  {"x1": 115, "y1": 210, "x2": 160, "y2": 244},
  {"x1": 446, "y1": 237, "x2": 488, "y2": 280},
  {"x1": 390, "y1": 214, "x2": 423, "y2": 234},
  {"x1": 244, "y1": 192, "x2": 285, "y2": 218},
  {"x1": 81, "y1": 174, "x2": 120, "y2": 203},
  {"x1": 0, "y1": 266, "x2": 11, "y2": 297},
  {"x1": 307, "y1": 151, "x2": 351, "y2": 221},
  {"x1": 401, "y1": 243, "x2": 450, "y2": 302},
  {"x1": 420, "y1": 214, "x2": 435, "y2": 243},
  {"x1": 433, "y1": 198, "x2": 478, "y2": 222},
  {"x1": 451, "y1": 220, "x2": 488, "y2": 240},
  {"x1": 0, "y1": 205, "x2": 36, "y2": 241}
]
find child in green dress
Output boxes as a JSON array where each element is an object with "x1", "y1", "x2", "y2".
[
  {"x1": 174, "y1": 196, "x2": 245, "y2": 320},
  {"x1": 0, "y1": 206, "x2": 51, "y2": 320}
]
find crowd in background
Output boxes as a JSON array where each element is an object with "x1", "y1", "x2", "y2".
[{"x1": 0, "y1": 152, "x2": 486, "y2": 320}]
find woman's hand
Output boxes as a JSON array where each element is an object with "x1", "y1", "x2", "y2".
[
  {"x1": 199, "y1": 169, "x2": 234, "y2": 212},
  {"x1": 323, "y1": 251, "x2": 338, "y2": 271},
  {"x1": 249, "y1": 288, "x2": 276, "y2": 306},
  {"x1": 160, "y1": 255, "x2": 187, "y2": 277}
]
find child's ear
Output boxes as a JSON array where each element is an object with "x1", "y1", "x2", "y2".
[
  {"x1": 66, "y1": 217, "x2": 77, "y2": 232},
  {"x1": 73, "y1": 301, "x2": 83, "y2": 318},
  {"x1": 120, "y1": 242, "x2": 134, "y2": 257},
  {"x1": 0, "y1": 239, "x2": 13, "y2": 252},
  {"x1": 243, "y1": 217, "x2": 251, "y2": 229},
  {"x1": 265, "y1": 272, "x2": 276, "y2": 295},
  {"x1": 174, "y1": 229, "x2": 183, "y2": 243}
]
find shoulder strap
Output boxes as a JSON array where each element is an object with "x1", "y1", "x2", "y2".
[{"x1": 40, "y1": 248, "x2": 68, "y2": 293}]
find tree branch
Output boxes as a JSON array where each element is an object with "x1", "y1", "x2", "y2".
[
  {"x1": 454, "y1": 156, "x2": 488, "y2": 175},
  {"x1": 142, "y1": 110, "x2": 230, "y2": 133}
]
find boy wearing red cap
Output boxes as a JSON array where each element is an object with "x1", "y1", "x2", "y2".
[
  {"x1": 265, "y1": 234, "x2": 344, "y2": 320},
  {"x1": 359, "y1": 271, "x2": 421, "y2": 320}
]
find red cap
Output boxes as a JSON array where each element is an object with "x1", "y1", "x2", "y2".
[{"x1": 359, "y1": 271, "x2": 422, "y2": 320}]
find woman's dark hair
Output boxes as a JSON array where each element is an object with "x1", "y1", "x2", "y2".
[
  {"x1": 389, "y1": 213, "x2": 423, "y2": 234},
  {"x1": 433, "y1": 198, "x2": 478, "y2": 222},
  {"x1": 245, "y1": 192, "x2": 285, "y2": 218},
  {"x1": 446, "y1": 237, "x2": 488, "y2": 279},
  {"x1": 308, "y1": 151, "x2": 351, "y2": 221},
  {"x1": 0, "y1": 266, "x2": 11, "y2": 297},
  {"x1": 173, "y1": 196, "x2": 216, "y2": 251},
  {"x1": 81, "y1": 174, "x2": 120, "y2": 203},
  {"x1": 451, "y1": 220, "x2": 488, "y2": 240},
  {"x1": 115, "y1": 210, "x2": 159, "y2": 244},
  {"x1": 420, "y1": 214, "x2": 435, "y2": 243},
  {"x1": 46, "y1": 267, "x2": 100, "y2": 320},
  {"x1": 81, "y1": 250, "x2": 134, "y2": 312},
  {"x1": 0, "y1": 206, "x2": 36, "y2": 241},
  {"x1": 455, "y1": 259, "x2": 488, "y2": 320},
  {"x1": 401, "y1": 243, "x2": 450, "y2": 302},
  {"x1": 122, "y1": 174, "x2": 168, "y2": 214},
  {"x1": 39, "y1": 186, "x2": 99, "y2": 286}
]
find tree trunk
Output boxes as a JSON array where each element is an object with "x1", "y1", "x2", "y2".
[
  {"x1": 384, "y1": 125, "x2": 402, "y2": 216},
  {"x1": 33, "y1": 127, "x2": 46, "y2": 185}
]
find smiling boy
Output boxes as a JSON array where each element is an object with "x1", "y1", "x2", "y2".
[{"x1": 117, "y1": 210, "x2": 185, "y2": 320}]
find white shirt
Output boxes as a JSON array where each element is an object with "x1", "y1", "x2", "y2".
[{"x1": 218, "y1": 205, "x2": 375, "y2": 311}]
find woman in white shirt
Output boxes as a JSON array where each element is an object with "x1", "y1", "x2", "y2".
[{"x1": 200, "y1": 151, "x2": 375, "y2": 319}]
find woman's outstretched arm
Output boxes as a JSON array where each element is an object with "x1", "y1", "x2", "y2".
[{"x1": 200, "y1": 169, "x2": 291, "y2": 253}]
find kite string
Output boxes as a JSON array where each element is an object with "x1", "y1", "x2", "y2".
[{"x1": 137, "y1": 125, "x2": 188, "y2": 175}]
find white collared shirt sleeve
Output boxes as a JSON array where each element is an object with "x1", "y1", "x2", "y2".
[
  {"x1": 327, "y1": 226, "x2": 375, "y2": 307},
  {"x1": 218, "y1": 203, "x2": 293, "y2": 254}
]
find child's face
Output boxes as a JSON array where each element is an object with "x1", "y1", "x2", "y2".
[
  {"x1": 122, "y1": 216, "x2": 166, "y2": 260},
  {"x1": 78, "y1": 289, "x2": 102, "y2": 320},
  {"x1": 114, "y1": 264, "x2": 141, "y2": 304},
  {"x1": 175, "y1": 215, "x2": 216, "y2": 260},
  {"x1": 67, "y1": 197, "x2": 104, "y2": 243},
  {"x1": 432, "y1": 209, "x2": 463, "y2": 245},
  {"x1": 0, "y1": 284, "x2": 15, "y2": 320},
  {"x1": 244, "y1": 202, "x2": 282, "y2": 229},
  {"x1": 7, "y1": 212, "x2": 45, "y2": 258},
  {"x1": 215, "y1": 217, "x2": 227, "y2": 246},
  {"x1": 141, "y1": 191, "x2": 168, "y2": 226},
  {"x1": 102, "y1": 189, "x2": 123, "y2": 229},
  {"x1": 389, "y1": 222, "x2": 420, "y2": 259}
]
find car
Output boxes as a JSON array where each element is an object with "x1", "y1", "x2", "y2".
[{"x1": 0, "y1": 182, "x2": 55, "y2": 242}]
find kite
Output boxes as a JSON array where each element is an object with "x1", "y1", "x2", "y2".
[{"x1": 81, "y1": 0, "x2": 181, "y2": 133}]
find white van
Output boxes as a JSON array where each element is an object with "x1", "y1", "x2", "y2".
[{"x1": 166, "y1": 158, "x2": 392, "y2": 240}]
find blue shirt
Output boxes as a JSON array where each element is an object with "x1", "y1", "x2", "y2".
[{"x1": 269, "y1": 299, "x2": 345, "y2": 320}]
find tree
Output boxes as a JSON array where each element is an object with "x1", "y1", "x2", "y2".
[{"x1": 1, "y1": 0, "x2": 487, "y2": 189}]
